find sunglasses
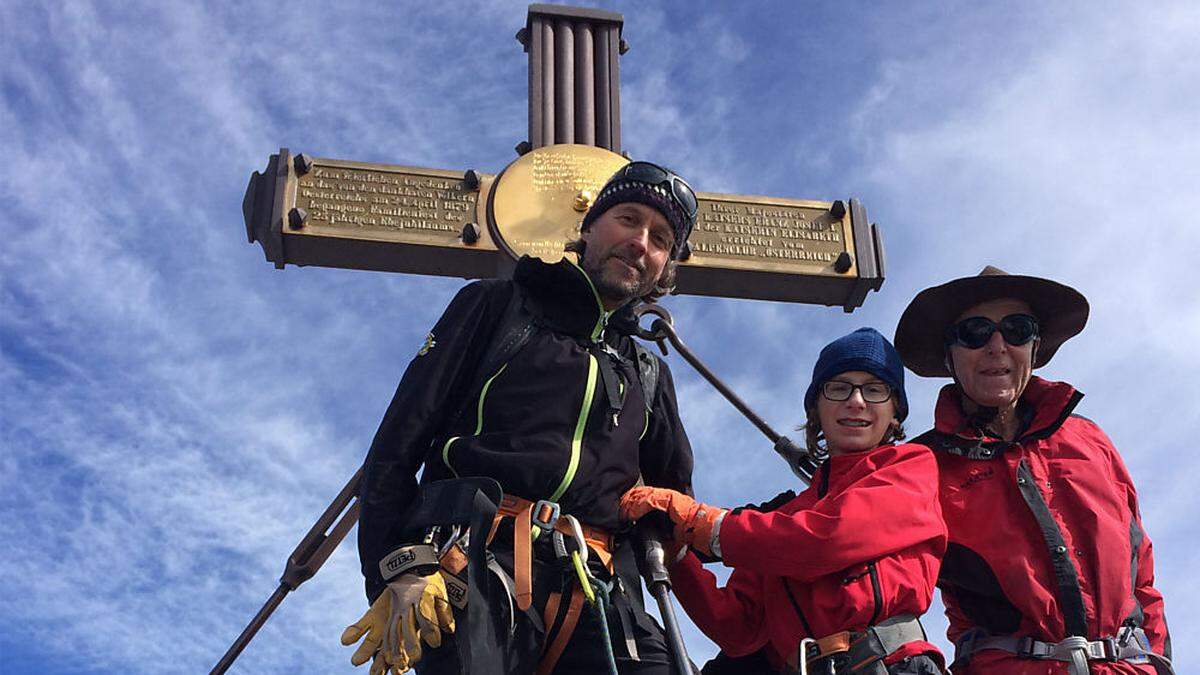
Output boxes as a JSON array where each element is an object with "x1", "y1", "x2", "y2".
[
  {"x1": 617, "y1": 161, "x2": 699, "y2": 222},
  {"x1": 944, "y1": 313, "x2": 1040, "y2": 350}
]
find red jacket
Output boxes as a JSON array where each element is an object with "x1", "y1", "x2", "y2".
[
  {"x1": 670, "y1": 443, "x2": 947, "y2": 670},
  {"x1": 918, "y1": 377, "x2": 1170, "y2": 674}
]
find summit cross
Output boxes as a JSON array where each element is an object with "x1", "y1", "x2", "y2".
[{"x1": 243, "y1": 4, "x2": 886, "y2": 310}]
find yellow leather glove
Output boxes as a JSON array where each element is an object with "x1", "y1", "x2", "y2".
[{"x1": 340, "y1": 572, "x2": 456, "y2": 674}]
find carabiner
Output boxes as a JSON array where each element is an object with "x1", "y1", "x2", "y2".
[
  {"x1": 436, "y1": 525, "x2": 463, "y2": 558},
  {"x1": 562, "y1": 514, "x2": 589, "y2": 566},
  {"x1": 798, "y1": 637, "x2": 817, "y2": 675}
]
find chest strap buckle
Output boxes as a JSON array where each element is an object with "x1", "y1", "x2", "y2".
[{"x1": 531, "y1": 499, "x2": 561, "y2": 533}]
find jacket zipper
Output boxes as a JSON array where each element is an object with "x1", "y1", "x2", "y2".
[
  {"x1": 867, "y1": 561, "x2": 883, "y2": 627},
  {"x1": 566, "y1": 257, "x2": 610, "y2": 343}
]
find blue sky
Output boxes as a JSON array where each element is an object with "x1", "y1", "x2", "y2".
[{"x1": 2, "y1": 1, "x2": 1197, "y2": 673}]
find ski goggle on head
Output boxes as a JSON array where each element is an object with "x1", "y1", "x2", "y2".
[
  {"x1": 613, "y1": 161, "x2": 699, "y2": 223},
  {"x1": 944, "y1": 313, "x2": 1040, "y2": 350}
]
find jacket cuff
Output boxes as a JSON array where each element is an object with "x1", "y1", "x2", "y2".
[{"x1": 710, "y1": 511, "x2": 727, "y2": 559}]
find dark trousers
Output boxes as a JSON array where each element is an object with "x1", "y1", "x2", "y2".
[{"x1": 417, "y1": 544, "x2": 675, "y2": 674}]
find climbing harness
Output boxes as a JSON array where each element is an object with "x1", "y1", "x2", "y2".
[
  {"x1": 952, "y1": 625, "x2": 1175, "y2": 675},
  {"x1": 787, "y1": 615, "x2": 929, "y2": 675},
  {"x1": 481, "y1": 494, "x2": 624, "y2": 675}
]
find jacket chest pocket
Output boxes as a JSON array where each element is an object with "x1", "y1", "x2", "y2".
[{"x1": 840, "y1": 561, "x2": 883, "y2": 625}]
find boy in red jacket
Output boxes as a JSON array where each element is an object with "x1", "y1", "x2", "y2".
[{"x1": 622, "y1": 328, "x2": 947, "y2": 674}]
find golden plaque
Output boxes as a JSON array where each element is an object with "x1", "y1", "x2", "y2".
[{"x1": 487, "y1": 144, "x2": 629, "y2": 261}]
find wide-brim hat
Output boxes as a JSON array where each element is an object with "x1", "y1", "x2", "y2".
[{"x1": 894, "y1": 266, "x2": 1089, "y2": 377}]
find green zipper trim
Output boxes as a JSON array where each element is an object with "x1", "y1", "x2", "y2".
[
  {"x1": 441, "y1": 436, "x2": 461, "y2": 477},
  {"x1": 548, "y1": 353, "x2": 598, "y2": 502},
  {"x1": 566, "y1": 257, "x2": 610, "y2": 342},
  {"x1": 639, "y1": 408, "x2": 650, "y2": 441},
  {"x1": 442, "y1": 364, "x2": 508, "y2": 478},
  {"x1": 475, "y1": 364, "x2": 507, "y2": 433}
]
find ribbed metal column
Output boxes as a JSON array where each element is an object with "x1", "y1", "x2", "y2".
[
  {"x1": 554, "y1": 18, "x2": 574, "y2": 144},
  {"x1": 573, "y1": 23, "x2": 594, "y2": 146},
  {"x1": 521, "y1": 4, "x2": 624, "y2": 152}
]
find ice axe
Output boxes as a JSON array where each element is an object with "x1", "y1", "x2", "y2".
[
  {"x1": 210, "y1": 468, "x2": 362, "y2": 674},
  {"x1": 631, "y1": 303, "x2": 820, "y2": 486},
  {"x1": 633, "y1": 513, "x2": 695, "y2": 675}
]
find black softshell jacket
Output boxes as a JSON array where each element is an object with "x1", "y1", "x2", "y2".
[{"x1": 358, "y1": 256, "x2": 694, "y2": 600}]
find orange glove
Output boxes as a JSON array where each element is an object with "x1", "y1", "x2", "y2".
[{"x1": 619, "y1": 487, "x2": 727, "y2": 558}]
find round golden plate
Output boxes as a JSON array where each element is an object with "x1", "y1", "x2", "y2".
[{"x1": 487, "y1": 144, "x2": 628, "y2": 262}]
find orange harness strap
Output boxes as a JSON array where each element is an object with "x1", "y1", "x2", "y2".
[
  {"x1": 513, "y1": 500, "x2": 534, "y2": 610},
  {"x1": 490, "y1": 495, "x2": 615, "y2": 613},
  {"x1": 536, "y1": 586, "x2": 587, "y2": 675},
  {"x1": 817, "y1": 631, "x2": 852, "y2": 657},
  {"x1": 483, "y1": 494, "x2": 615, "y2": 672}
]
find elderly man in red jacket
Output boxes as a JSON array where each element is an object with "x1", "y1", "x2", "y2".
[{"x1": 895, "y1": 267, "x2": 1172, "y2": 674}]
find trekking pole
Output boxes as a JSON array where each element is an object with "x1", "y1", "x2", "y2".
[
  {"x1": 210, "y1": 468, "x2": 363, "y2": 674},
  {"x1": 634, "y1": 520, "x2": 693, "y2": 675},
  {"x1": 631, "y1": 304, "x2": 819, "y2": 485}
]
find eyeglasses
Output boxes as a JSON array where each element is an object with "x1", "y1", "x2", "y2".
[
  {"x1": 617, "y1": 161, "x2": 699, "y2": 222},
  {"x1": 944, "y1": 313, "x2": 1039, "y2": 350},
  {"x1": 821, "y1": 380, "x2": 893, "y2": 404}
]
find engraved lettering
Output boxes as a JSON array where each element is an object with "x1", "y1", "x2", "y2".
[
  {"x1": 297, "y1": 164, "x2": 475, "y2": 238},
  {"x1": 689, "y1": 197, "x2": 849, "y2": 268}
]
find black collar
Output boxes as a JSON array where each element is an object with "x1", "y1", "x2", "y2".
[{"x1": 513, "y1": 256, "x2": 612, "y2": 341}]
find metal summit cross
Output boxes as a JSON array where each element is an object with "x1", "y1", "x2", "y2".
[{"x1": 243, "y1": 4, "x2": 886, "y2": 310}]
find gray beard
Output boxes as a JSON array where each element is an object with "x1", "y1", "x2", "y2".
[{"x1": 582, "y1": 254, "x2": 650, "y2": 306}]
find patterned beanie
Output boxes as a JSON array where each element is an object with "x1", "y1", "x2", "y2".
[{"x1": 580, "y1": 176, "x2": 693, "y2": 259}]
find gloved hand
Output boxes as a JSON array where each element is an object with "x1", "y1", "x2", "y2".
[
  {"x1": 619, "y1": 487, "x2": 727, "y2": 558},
  {"x1": 340, "y1": 572, "x2": 456, "y2": 674}
]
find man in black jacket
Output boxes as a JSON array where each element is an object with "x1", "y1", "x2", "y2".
[{"x1": 342, "y1": 161, "x2": 699, "y2": 674}]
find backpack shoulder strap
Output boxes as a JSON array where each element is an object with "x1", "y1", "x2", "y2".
[
  {"x1": 477, "y1": 283, "x2": 537, "y2": 380},
  {"x1": 444, "y1": 283, "x2": 538, "y2": 428}
]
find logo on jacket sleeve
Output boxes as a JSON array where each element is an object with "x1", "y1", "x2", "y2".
[{"x1": 417, "y1": 332, "x2": 437, "y2": 356}]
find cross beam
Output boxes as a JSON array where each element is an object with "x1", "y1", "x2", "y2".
[{"x1": 242, "y1": 5, "x2": 885, "y2": 310}]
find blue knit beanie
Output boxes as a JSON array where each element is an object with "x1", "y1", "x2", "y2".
[{"x1": 803, "y1": 328, "x2": 908, "y2": 420}]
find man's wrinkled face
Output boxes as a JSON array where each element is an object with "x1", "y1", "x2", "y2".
[
  {"x1": 948, "y1": 297, "x2": 1038, "y2": 409},
  {"x1": 580, "y1": 202, "x2": 673, "y2": 308}
]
